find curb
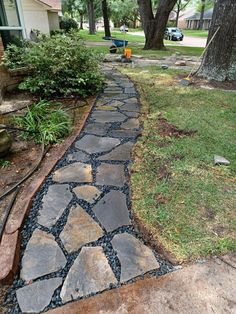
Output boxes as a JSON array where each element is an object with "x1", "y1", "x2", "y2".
[{"x1": 0, "y1": 100, "x2": 94, "y2": 284}]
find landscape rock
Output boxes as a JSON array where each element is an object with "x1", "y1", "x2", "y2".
[
  {"x1": 38, "y1": 185, "x2": 73, "y2": 227},
  {"x1": 60, "y1": 205, "x2": 103, "y2": 253},
  {"x1": 53, "y1": 162, "x2": 92, "y2": 183},
  {"x1": 175, "y1": 60, "x2": 187, "y2": 66},
  {"x1": 21, "y1": 229, "x2": 67, "y2": 281},
  {"x1": 96, "y1": 164, "x2": 126, "y2": 187},
  {"x1": 92, "y1": 191, "x2": 131, "y2": 232},
  {"x1": 121, "y1": 118, "x2": 140, "y2": 130},
  {"x1": 75, "y1": 135, "x2": 120, "y2": 154},
  {"x1": 73, "y1": 185, "x2": 101, "y2": 203},
  {"x1": 60, "y1": 247, "x2": 117, "y2": 302},
  {"x1": 111, "y1": 233, "x2": 159, "y2": 282},
  {"x1": 90, "y1": 111, "x2": 127, "y2": 123},
  {"x1": 98, "y1": 142, "x2": 133, "y2": 161},
  {"x1": 83, "y1": 122, "x2": 111, "y2": 136},
  {"x1": 16, "y1": 278, "x2": 62, "y2": 313},
  {"x1": 67, "y1": 150, "x2": 90, "y2": 162},
  {"x1": 214, "y1": 155, "x2": 230, "y2": 165}
]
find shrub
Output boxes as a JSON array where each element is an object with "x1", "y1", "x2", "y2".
[
  {"x1": 14, "y1": 100, "x2": 71, "y2": 144},
  {"x1": 5, "y1": 32, "x2": 105, "y2": 98},
  {"x1": 1, "y1": 41, "x2": 31, "y2": 69},
  {"x1": 60, "y1": 17, "x2": 78, "y2": 32}
]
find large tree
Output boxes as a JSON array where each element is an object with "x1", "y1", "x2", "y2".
[
  {"x1": 87, "y1": 0, "x2": 96, "y2": 34},
  {"x1": 137, "y1": 0, "x2": 177, "y2": 50},
  {"x1": 102, "y1": 0, "x2": 111, "y2": 37},
  {"x1": 174, "y1": 0, "x2": 191, "y2": 27},
  {"x1": 197, "y1": 0, "x2": 236, "y2": 81}
]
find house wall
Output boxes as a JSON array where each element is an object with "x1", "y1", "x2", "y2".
[
  {"x1": 48, "y1": 11, "x2": 59, "y2": 32},
  {"x1": 4, "y1": 1, "x2": 20, "y2": 26},
  {"x1": 21, "y1": 0, "x2": 50, "y2": 37}
]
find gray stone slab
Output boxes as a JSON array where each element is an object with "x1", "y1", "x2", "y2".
[
  {"x1": 98, "y1": 142, "x2": 134, "y2": 161},
  {"x1": 21, "y1": 229, "x2": 67, "y2": 281},
  {"x1": 16, "y1": 278, "x2": 62, "y2": 313},
  {"x1": 214, "y1": 155, "x2": 230, "y2": 165},
  {"x1": 73, "y1": 185, "x2": 101, "y2": 203},
  {"x1": 123, "y1": 111, "x2": 140, "y2": 118},
  {"x1": 83, "y1": 122, "x2": 111, "y2": 136},
  {"x1": 111, "y1": 233, "x2": 160, "y2": 283},
  {"x1": 67, "y1": 150, "x2": 90, "y2": 163},
  {"x1": 109, "y1": 129, "x2": 141, "y2": 139},
  {"x1": 120, "y1": 103, "x2": 140, "y2": 112},
  {"x1": 60, "y1": 205, "x2": 104, "y2": 253},
  {"x1": 124, "y1": 87, "x2": 136, "y2": 94},
  {"x1": 92, "y1": 191, "x2": 131, "y2": 232},
  {"x1": 60, "y1": 247, "x2": 117, "y2": 302},
  {"x1": 38, "y1": 185, "x2": 73, "y2": 227},
  {"x1": 53, "y1": 162, "x2": 92, "y2": 183},
  {"x1": 96, "y1": 164, "x2": 126, "y2": 187},
  {"x1": 121, "y1": 118, "x2": 140, "y2": 130},
  {"x1": 124, "y1": 97, "x2": 138, "y2": 104},
  {"x1": 107, "y1": 100, "x2": 125, "y2": 108},
  {"x1": 91, "y1": 111, "x2": 127, "y2": 123},
  {"x1": 75, "y1": 135, "x2": 120, "y2": 154}
]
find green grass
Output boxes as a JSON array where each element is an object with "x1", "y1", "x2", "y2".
[
  {"x1": 90, "y1": 45, "x2": 203, "y2": 58},
  {"x1": 121, "y1": 66, "x2": 236, "y2": 263},
  {"x1": 182, "y1": 29, "x2": 209, "y2": 38}
]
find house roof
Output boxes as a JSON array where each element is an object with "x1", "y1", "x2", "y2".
[
  {"x1": 186, "y1": 8, "x2": 213, "y2": 21},
  {"x1": 37, "y1": 0, "x2": 61, "y2": 11},
  {"x1": 170, "y1": 7, "x2": 196, "y2": 21}
]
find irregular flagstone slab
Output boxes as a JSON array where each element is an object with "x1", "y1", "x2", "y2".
[
  {"x1": 98, "y1": 142, "x2": 133, "y2": 161},
  {"x1": 109, "y1": 129, "x2": 141, "y2": 139},
  {"x1": 121, "y1": 118, "x2": 140, "y2": 130},
  {"x1": 21, "y1": 229, "x2": 67, "y2": 281},
  {"x1": 106, "y1": 100, "x2": 124, "y2": 108},
  {"x1": 124, "y1": 97, "x2": 138, "y2": 104},
  {"x1": 73, "y1": 185, "x2": 101, "y2": 203},
  {"x1": 38, "y1": 185, "x2": 73, "y2": 227},
  {"x1": 96, "y1": 164, "x2": 126, "y2": 187},
  {"x1": 92, "y1": 191, "x2": 131, "y2": 232},
  {"x1": 124, "y1": 87, "x2": 136, "y2": 94},
  {"x1": 60, "y1": 205, "x2": 103, "y2": 253},
  {"x1": 83, "y1": 122, "x2": 111, "y2": 136},
  {"x1": 123, "y1": 111, "x2": 140, "y2": 118},
  {"x1": 53, "y1": 163, "x2": 92, "y2": 183},
  {"x1": 60, "y1": 247, "x2": 117, "y2": 302},
  {"x1": 120, "y1": 103, "x2": 140, "y2": 112},
  {"x1": 90, "y1": 111, "x2": 127, "y2": 123},
  {"x1": 75, "y1": 135, "x2": 120, "y2": 154},
  {"x1": 97, "y1": 105, "x2": 117, "y2": 111},
  {"x1": 111, "y1": 233, "x2": 159, "y2": 283},
  {"x1": 67, "y1": 150, "x2": 90, "y2": 163},
  {"x1": 16, "y1": 278, "x2": 62, "y2": 313}
]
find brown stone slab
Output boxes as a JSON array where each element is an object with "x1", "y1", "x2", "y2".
[
  {"x1": 45, "y1": 254, "x2": 236, "y2": 314},
  {"x1": 73, "y1": 186, "x2": 101, "y2": 203},
  {"x1": 53, "y1": 163, "x2": 93, "y2": 183},
  {"x1": 0, "y1": 230, "x2": 20, "y2": 284},
  {"x1": 96, "y1": 164, "x2": 126, "y2": 187},
  {"x1": 75, "y1": 135, "x2": 120, "y2": 155},
  {"x1": 97, "y1": 142, "x2": 133, "y2": 161}
]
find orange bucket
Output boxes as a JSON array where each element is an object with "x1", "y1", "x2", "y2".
[{"x1": 124, "y1": 48, "x2": 132, "y2": 58}]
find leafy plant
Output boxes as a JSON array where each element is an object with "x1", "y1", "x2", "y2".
[
  {"x1": 7, "y1": 31, "x2": 105, "y2": 97},
  {"x1": 0, "y1": 159, "x2": 11, "y2": 169},
  {"x1": 1, "y1": 40, "x2": 31, "y2": 69},
  {"x1": 14, "y1": 100, "x2": 71, "y2": 144},
  {"x1": 59, "y1": 16, "x2": 78, "y2": 32}
]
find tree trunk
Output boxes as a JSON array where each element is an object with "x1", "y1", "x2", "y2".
[
  {"x1": 102, "y1": 0, "x2": 111, "y2": 37},
  {"x1": 198, "y1": 0, "x2": 205, "y2": 30},
  {"x1": 138, "y1": 0, "x2": 177, "y2": 50},
  {"x1": 175, "y1": 6, "x2": 180, "y2": 27},
  {"x1": 197, "y1": 0, "x2": 236, "y2": 81},
  {"x1": 79, "y1": 13, "x2": 84, "y2": 29},
  {"x1": 87, "y1": 0, "x2": 96, "y2": 35}
]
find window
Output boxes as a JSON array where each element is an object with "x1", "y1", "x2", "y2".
[{"x1": 0, "y1": 0, "x2": 26, "y2": 48}]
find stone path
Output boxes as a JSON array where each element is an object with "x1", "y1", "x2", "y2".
[{"x1": 7, "y1": 67, "x2": 172, "y2": 313}]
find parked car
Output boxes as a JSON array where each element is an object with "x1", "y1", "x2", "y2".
[
  {"x1": 164, "y1": 27, "x2": 184, "y2": 41},
  {"x1": 120, "y1": 25, "x2": 128, "y2": 32}
]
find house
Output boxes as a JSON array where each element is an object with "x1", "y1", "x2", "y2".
[
  {"x1": 186, "y1": 8, "x2": 213, "y2": 30},
  {"x1": 0, "y1": 0, "x2": 61, "y2": 54},
  {"x1": 169, "y1": 7, "x2": 196, "y2": 29}
]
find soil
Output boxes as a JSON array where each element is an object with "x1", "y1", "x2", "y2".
[{"x1": 157, "y1": 117, "x2": 197, "y2": 138}]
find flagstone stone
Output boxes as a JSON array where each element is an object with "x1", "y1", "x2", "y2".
[
  {"x1": 107, "y1": 100, "x2": 124, "y2": 107},
  {"x1": 75, "y1": 135, "x2": 120, "y2": 154},
  {"x1": 98, "y1": 142, "x2": 133, "y2": 161},
  {"x1": 109, "y1": 129, "x2": 141, "y2": 139},
  {"x1": 38, "y1": 185, "x2": 73, "y2": 227},
  {"x1": 124, "y1": 87, "x2": 136, "y2": 94},
  {"x1": 67, "y1": 150, "x2": 90, "y2": 163},
  {"x1": 92, "y1": 191, "x2": 131, "y2": 232},
  {"x1": 73, "y1": 185, "x2": 101, "y2": 203},
  {"x1": 21, "y1": 230, "x2": 67, "y2": 281},
  {"x1": 60, "y1": 247, "x2": 117, "y2": 302},
  {"x1": 83, "y1": 122, "x2": 111, "y2": 136},
  {"x1": 90, "y1": 111, "x2": 127, "y2": 123},
  {"x1": 60, "y1": 205, "x2": 103, "y2": 253},
  {"x1": 16, "y1": 278, "x2": 62, "y2": 313},
  {"x1": 120, "y1": 103, "x2": 140, "y2": 112},
  {"x1": 53, "y1": 163, "x2": 92, "y2": 183},
  {"x1": 111, "y1": 233, "x2": 159, "y2": 283},
  {"x1": 124, "y1": 97, "x2": 138, "y2": 104},
  {"x1": 123, "y1": 111, "x2": 140, "y2": 118},
  {"x1": 96, "y1": 164, "x2": 126, "y2": 187},
  {"x1": 121, "y1": 118, "x2": 140, "y2": 130}
]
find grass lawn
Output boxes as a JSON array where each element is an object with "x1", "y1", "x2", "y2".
[
  {"x1": 121, "y1": 66, "x2": 236, "y2": 263},
  {"x1": 183, "y1": 29, "x2": 209, "y2": 38},
  {"x1": 90, "y1": 45, "x2": 204, "y2": 58}
]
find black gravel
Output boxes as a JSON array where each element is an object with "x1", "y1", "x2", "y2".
[{"x1": 4, "y1": 67, "x2": 173, "y2": 314}]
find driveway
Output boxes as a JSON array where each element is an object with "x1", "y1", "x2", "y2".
[{"x1": 132, "y1": 31, "x2": 207, "y2": 48}]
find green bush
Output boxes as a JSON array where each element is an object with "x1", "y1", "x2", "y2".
[
  {"x1": 14, "y1": 100, "x2": 71, "y2": 144},
  {"x1": 3, "y1": 32, "x2": 105, "y2": 97},
  {"x1": 1, "y1": 41, "x2": 31, "y2": 69},
  {"x1": 60, "y1": 17, "x2": 78, "y2": 32}
]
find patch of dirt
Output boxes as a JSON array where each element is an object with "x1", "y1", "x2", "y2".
[
  {"x1": 157, "y1": 164, "x2": 171, "y2": 181},
  {"x1": 204, "y1": 207, "x2": 216, "y2": 220},
  {"x1": 157, "y1": 117, "x2": 197, "y2": 138},
  {"x1": 0, "y1": 284, "x2": 12, "y2": 313}
]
